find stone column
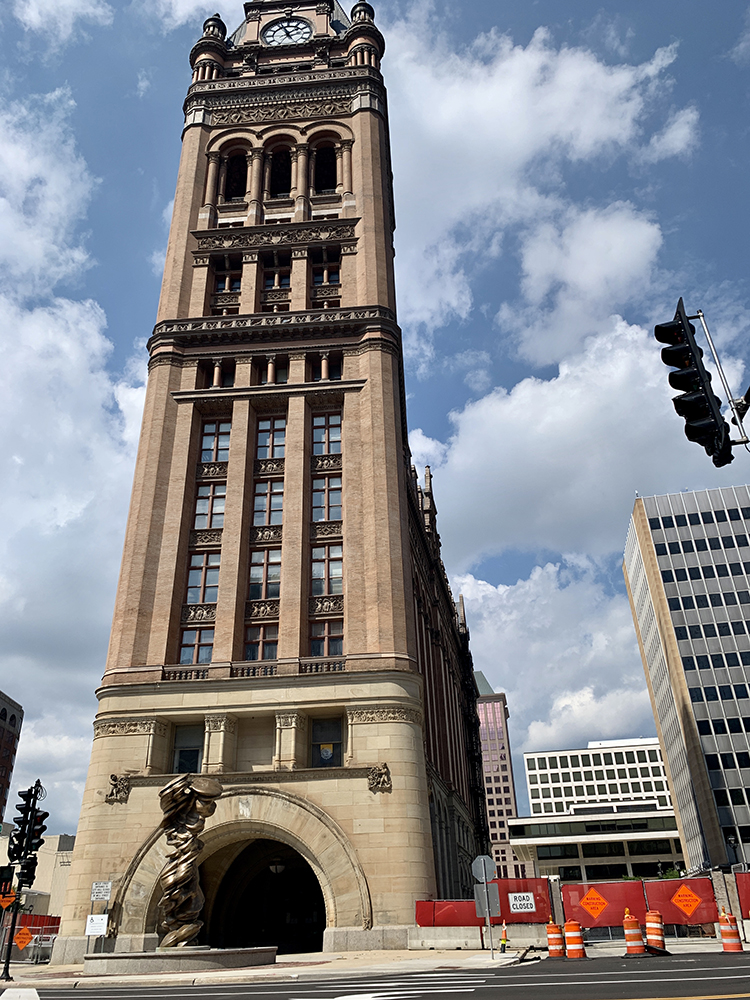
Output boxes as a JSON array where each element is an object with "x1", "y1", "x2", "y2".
[
  {"x1": 262, "y1": 152, "x2": 272, "y2": 200},
  {"x1": 320, "y1": 352, "x2": 329, "y2": 381},
  {"x1": 277, "y1": 394, "x2": 307, "y2": 661},
  {"x1": 341, "y1": 140, "x2": 355, "y2": 216},
  {"x1": 212, "y1": 359, "x2": 222, "y2": 387},
  {"x1": 308, "y1": 148, "x2": 316, "y2": 198},
  {"x1": 274, "y1": 711, "x2": 306, "y2": 769},
  {"x1": 188, "y1": 256, "x2": 212, "y2": 316},
  {"x1": 294, "y1": 144, "x2": 309, "y2": 222},
  {"x1": 239, "y1": 251, "x2": 259, "y2": 313},
  {"x1": 197, "y1": 153, "x2": 220, "y2": 230},
  {"x1": 266, "y1": 354, "x2": 276, "y2": 385},
  {"x1": 203, "y1": 714, "x2": 237, "y2": 773},
  {"x1": 290, "y1": 249, "x2": 308, "y2": 311},
  {"x1": 335, "y1": 145, "x2": 344, "y2": 194},
  {"x1": 246, "y1": 149, "x2": 264, "y2": 226},
  {"x1": 144, "y1": 720, "x2": 169, "y2": 775},
  {"x1": 217, "y1": 157, "x2": 227, "y2": 205}
]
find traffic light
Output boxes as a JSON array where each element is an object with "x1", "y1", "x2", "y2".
[
  {"x1": 8, "y1": 789, "x2": 35, "y2": 862},
  {"x1": 28, "y1": 809, "x2": 48, "y2": 855},
  {"x1": 655, "y1": 298, "x2": 734, "y2": 468},
  {"x1": 0, "y1": 867, "x2": 12, "y2": 895},
  {"x1": 17, "y1": 856, "x2": 37, "y2": 889}
]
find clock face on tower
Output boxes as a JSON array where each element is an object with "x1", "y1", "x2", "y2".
[{"x1": 261, "y1": 17, "x2": 313, "y2": 46}]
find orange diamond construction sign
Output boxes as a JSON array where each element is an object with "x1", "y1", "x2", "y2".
[
  {"x1": 671, "y1": 884, "x2": 702, "y2": 917},
  {"x1": 14, "y1": 926, "x2": 33, "y2": 951},
  {"x1": 579, "y1": 887, "x2": 609, "y2": 919}
]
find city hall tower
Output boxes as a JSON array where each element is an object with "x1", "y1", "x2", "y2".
[{"x1": 53, "y1": 0, "x2": 486, "y2": 960}]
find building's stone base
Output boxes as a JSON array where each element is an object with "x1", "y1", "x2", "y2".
[
  {"x1": 323, "y1": 926, "x2": 410, "y2": 951},
  {"x1": 51, "y1": 934, "x2": 160, "y2": 965},
  {"x1": 408, "y1": 925, "x2": 548, "y2": 950},
  {"x1": 83, "y1": 946, "x2": 277, "y2": 975}
]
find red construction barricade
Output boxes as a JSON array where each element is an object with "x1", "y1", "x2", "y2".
[
  {"x1": 735, "y1": 872, "x2": 750, "y2": 922},
  {"x1": 562, "y1": 880, "x2": 648, "y2": 927},
  {"x1": 643, "y1": 877, "x2": 718, "y2": 925},
  {"x1": 493, "y1": 878, "x2": 552, "y2": 924}
]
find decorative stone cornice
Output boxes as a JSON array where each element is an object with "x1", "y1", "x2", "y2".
[
  {"x1": 245, "y1": 599, "x2": 280, "y2": 619},
  {"x1": 196, "y1": 462, "x2": 228, "y2": 480},
  {"x1": 309, "y1": 595, "x2": 344, "y2": 615},
  {"x1": 94, "y1": 718, "x2": 168, "y2": 739},
  {"x1": 276, "y1": 711, "x2": 306, "y2": 729},
  {"x1": 254, "y1": 457, "x2": 284, "y2": 476},
  {"x1": 205, "y1": 714, "x2": 237, "y2": 734},
  {"x1": 190, "y1": 528, "x2": 223, "y2": 547},
  {"x1": 311, "y1": 454, "x2": 342, "y2": 472},
  {"x1": 181, "y1": 603, "x2": 217, "y2": 624},
  {"x1": 192, "y1": 219, "x2": 358, "y2": 253},
  {"x1": 310, "y1": 520, "x2": 342, "y2": 540},
  {"x1": 129, "y1": 766, "x2": 372, "y2": 786},
  {"x1": 347, "y1": 707, "x2": 423, "y2": 727},
  {"x1": 249, "y1": 524, "x2": 283, "y2": 543}
]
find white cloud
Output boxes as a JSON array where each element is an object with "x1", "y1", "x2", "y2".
[
  {"x1": 136, "y1": 69, "x2": 152, "y2": 98},
  {"x1": 0, "y1": 89, "x2": 144, "y2": 832},
  {"x1": 730, "y1": 7, "x2": 750, "y2": 65},
  {"x1": 13, "y1": 0, "x2": 112, "y2": 44},
  {"x1": 638, "y1": 106, "x2": 699, "y2": 164},
  {"x1": 136, "y1": 0, "x2": 218, "y2": 30}
]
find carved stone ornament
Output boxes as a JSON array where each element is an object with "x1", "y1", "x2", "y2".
[
  {"x1": 157, "y1": 773, "x2": 223, "y2": 948},
  {"x1": 276, "y1": 712, "x2": 306, "y2": 730},
  {"x1": 154, "y1": 305, "x2": 394, "y2": 338},
  {"x1": 367, "y1": 763, "x2": 392, "y2": 793},
  {"x1": 105, "y1": 774, "x2": 132, "y2": 804},
  {"x1": 254, "y1": 457, "x2": 285, "y2": 476},
  {"x1": 261, "y1": 288, "x2": 291, "y2": 303},
  {"x1": 245, "y1": 599, "x2": 280, "y2": 620},
  {"x1": 181, "y1": 603, "x2": 217, "y2": 624},
  {"x1": 204, "y1": 714, "x2": 237, "y2": 734},
  {"x1": 189, "y1": 528, "x2": 223, "y2": 547},
  {"x1": 309, "y1": 595, "x2": 344, "y2": 615},
  {"x1": 94, "y1": 718, "x2": 168, "y2": 739},
  {"x1": 311, "y1": 454, "x2": 342, "y2": 473},
  {"x1": 348, "y1": 707, "x2": 423, "y2": 727},
  {"x1": 249, "y1": 524, "x2": 282, "y2": 543},
  {"x1": 196, "y1": 461, "x2": 228, "y2": 479},
  {"x1": 310, "y1": 521, "x2": 342, "y2": 540},
  {"x1": 194, "y1": 222, "x2": 357, "y2": 253},
  {"x1": 210, "y1": 99, "x2": 353, "y2": 126},
  {"x1": 212, "y1": 292, "x2": 240, "y2": 305}
]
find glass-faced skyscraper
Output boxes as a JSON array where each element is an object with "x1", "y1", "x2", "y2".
[
  {"x1": 51, "y1": 0, "x2": 485, "y2": 962},
  {"x1": 624, "y1": 486, "x2": 750, "y2": 871}
]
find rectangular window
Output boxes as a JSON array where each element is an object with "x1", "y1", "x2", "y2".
[
  {"x1": 736, "y1": 684, "x2": 749, "y2": 699},
  {"x1": 720, "y1": 685, "x2": 735, "y2": 700},
  {"x1": 709, "y1": 537, "x2": 722, "y2": 550},
  {"x1": 710, "y1": 593, "x2": 724, "y2": 607},
  {"x1": 310, "y1": 619, "x2": 343, "y2": 657},
  {"x1": 662, "y1": 515, "x2": 674, "y2": 528},
  {"x1": 248, "y1": 548, "x2": 281, "y2": 599},
  {"x1": 186, "y1": 552, "x2": 220, "y2": 604},
  {"x1": 313, "y1": 413, "x2": 342, "y2": 455},
  {"x1": 245, "y1": 624, "x2": 278, "y2": 660},
  {"x1": 173, "y1": 724, "x2": 204, "y2": 773},
  {"x1": 312, "y1": 476, "x2": 342, "y2": 521},
  {"x1": 705, "y1": 686, "x2": 719, "y2": 701},
  {"x1": 254, "y1": 481, "x2": 284, "y2": 525},
  {"x1": 682, "y1": 540, "x2": 695, "y2": 553},
  {"x1": 256, "y1": 417, "x2": 286, "y2": 459},
  {"x1": 689, "y1": 688, "x2": 704, "y2": 702},
  {"x1": 194, "y1": 483, "x2": 226, "y2": 529},
  {"x1": 738, "y1": 534, "x2": 749, "y2": 547},
  {"x1": 688, "y1": 567, "x2": 701, "y2": 580},
  {"x1": 312, "y1": 544, "x2": 343, "y2": 595},
  {"x1": 696, "y1": 539, "x2": 708, "y2": 552},
  {"x1": 722, "y1": 753, "x2": 737, "y2": 769},
  {"x1": 697, "y1": 719, "x2": 711, "y2": 735},
  {"x1": 655, "y1": 543, "x2": 667, "y2": 556},
  {"x1": 738, "y1": 752, "x2": 750, "y2": 769},
  {"x1": 689, "y1": 512, "x2": 701, "y2": 524},
  {"x1": 649, "y1": 517, "x2": 661, "y2": 530},
  {"x1": 179, "y1": 628, "x2": 214, "y2": 665},
  {"x1": 311, "y1": 717, "x2": 342, "y2": 767},
  {"x1": 201, "y1": 421, "x2": 231, "y2": 462}
]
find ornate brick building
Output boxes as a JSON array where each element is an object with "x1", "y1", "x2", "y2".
[{"x1": 52, "y1": 0, "x2": 485, "y2": 961}]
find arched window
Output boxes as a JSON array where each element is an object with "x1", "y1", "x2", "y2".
[
  {"x1": 8, "y1": 715, "x2": 16, "y2": 728},
  {"x1": 314, "y1": 146, "x2": 337, "y2": 194},
  {"x1": 269, "y1": 150, "x2": 291, "y2": 198},
  {"x1": 0, "y1": 709, "x2": 6, "y2": 722},
  {"x1": 225, "y1": 154, "x2": 248, "y2": 201}
]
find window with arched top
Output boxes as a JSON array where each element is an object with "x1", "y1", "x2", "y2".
[
  {"x1": 225, "y1": 154, "x2": 248, "y2": 201},
  {"x1": 269, "y1": 149, "x2": 292, "y2": 198},
  {"x1": 0, "y1": 709, "x2": 6, "y2": 722},
  {"x1": 8, "y1": 715, "x2": 16, "y2": 728},
  {"x1": 314, "y1": 146, "x2": 337, "y2": 194}
]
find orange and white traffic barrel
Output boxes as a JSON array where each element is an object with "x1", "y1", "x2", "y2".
[
  {"x1": 564, "y1": 919, "x2": 586, "y2": 959},
  {"x1": 645, "y1": 910, "x2": 666, "y2": 951},
  {"x1": 720, "y1": 907, "x2": 744, "y2": 953},
  {"x1": 546, "y1": 919, "x2": 565, "y2": 959},
  {"x1": 623, "y1": 908, "x2": 646, "y2": 956}
]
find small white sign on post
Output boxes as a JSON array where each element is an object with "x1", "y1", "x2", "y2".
[
  {"x1": 508, "y1": 892, "x2": 536, "y2": 913},
  {"x1": 90, "y1": 881, "x2": 112, "y2": 902},
  {"x1": 85, "y1": 914, "x2": 108, "y2": 937}
]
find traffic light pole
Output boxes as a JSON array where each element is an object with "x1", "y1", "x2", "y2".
[
  {"x1": 694, "y1": 310, "x2": 749, "y2": 445},
  {"x1": 0, "y1": 894, "x2": 21, "y2": 982}
]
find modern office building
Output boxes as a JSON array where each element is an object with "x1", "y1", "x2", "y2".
[
  {"x1": 624, "y1": 485, "x2": 750, "y2": 871},
  {"x1": 475, "y1": 672, "x2": 529, "y2": 876},
  {"x1": 53, "y1": 0, "x2": 486, "y2": 963},
  {"x1": 524, "y1": 737, "x2": 673, "y2": 816},
  {"x1": 0, "y1": 692, "x2": 22, "y2": 822}
]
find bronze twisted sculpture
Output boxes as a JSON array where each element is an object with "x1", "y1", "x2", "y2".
[{"x1": 157, "y1": 773, "x2": 223, "y2": 948}]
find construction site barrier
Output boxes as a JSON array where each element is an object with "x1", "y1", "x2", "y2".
[
  {"x1": 564, "y1": 919, "x2": 586, "y2": 959},
  {"x1": 623, "y1": 908, "x2": 646, "y2": 956},
  {"x1": 546, "y1": 920, "x2": 565, "y2": 959},
  {"x1": 719, "y1": 909, "x2": 744, "y2": 953}
]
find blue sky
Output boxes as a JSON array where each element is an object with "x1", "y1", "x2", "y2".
[{"x1": 3, "y1": 0, "x2": 750, "y2": 828}]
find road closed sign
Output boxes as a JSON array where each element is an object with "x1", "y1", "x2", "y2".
[{"x1": 508, "y1": 892, "x2": 536, "y2": 913}]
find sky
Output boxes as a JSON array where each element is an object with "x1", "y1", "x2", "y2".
[{"x1": 3, "y1": 0, "x2": 750, "y2": 829}]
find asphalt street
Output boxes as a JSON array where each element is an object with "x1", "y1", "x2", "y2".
[{"x1": 18, "y1": 954, "x2": 750, "y2": 1000}]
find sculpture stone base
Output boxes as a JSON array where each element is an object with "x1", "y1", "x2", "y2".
[{"x1": 83, "y1": 945, "x2": 277, "y2": 975}]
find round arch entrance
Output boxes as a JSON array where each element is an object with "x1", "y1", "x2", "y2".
[{"x1": 203, "y1": 839, "x2": 326, "y2": 953}]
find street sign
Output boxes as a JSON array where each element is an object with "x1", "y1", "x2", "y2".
[
  {"x1": 90, "y1": 881, "x2": 112, "y2": 902},
  {"x1": 13, "y1": 927, "x2": 33, "y2": 951},
  {"x1": 471, "y1": 855, "x2": 497, "y2": 884},
  {"x1": 0, "y1": 894, "x2": 15, "y2": 911},
  {"x1": 508, "y1": 891, "x2": 536, "y2": 914},
  {"x1": 85, "y1": 914, "x2": 108, "y2": 937},
  {"x1": 474, "y1": 881, "x2": 500, "y2": 918}
]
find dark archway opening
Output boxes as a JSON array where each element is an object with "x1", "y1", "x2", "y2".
[
  {"x1": 205, "y1": 839, "x2": 325, "y2": 953},
  {"x1": 314, "y1": 146, "x2": 337, "y2": 193},
  {"x1": 269, "y1": 150, "x2": 292, "y2": 198}
]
